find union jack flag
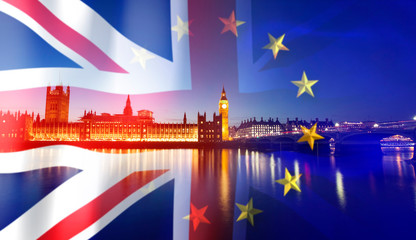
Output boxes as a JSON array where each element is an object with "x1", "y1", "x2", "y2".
[
  {"x1": 1, "y1": 0, "x2": 415, "y2": 239},
  {"x1": 0, "y1": 0, "x2": 191, "y2": 94},
  {"x1": 0, "y1": 146, "x2": 194, "y2": 239}
]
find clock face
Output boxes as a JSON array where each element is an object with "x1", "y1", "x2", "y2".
[{"x1": 222, "y1": 103, "x2": 227, "y2": 109}]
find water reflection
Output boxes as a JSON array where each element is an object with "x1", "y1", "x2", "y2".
[
  {"x1": 335, "y1": 170, "x2": 346, "y2": 209},
  {"x1": 382, "y1": 153, "x2": 416, "y2": 178},
  {"x1": 410, "y1": 160, "x2": 416, "y2": 178},
  {"x1": 220, "y1": 150, "x2": 230, "y2": 214},
  {"x1": 189, "y1": 149, "x2": 237, "y2": 240},
  {"x1": 2, "y1": 146, "x2": 416, "y2": 239},
  {"x1": 303, "y1": 162, "x2": 311, "y2": 187},
  {"x1": 270, "y1": 154, "x2": 276, "y2": 194},
  {"x1": 382, "y1": 151, "x2": 414, "y2": 161},
  {"x1": 329, "y1": 155, "x2": 336, "y2": 169}
]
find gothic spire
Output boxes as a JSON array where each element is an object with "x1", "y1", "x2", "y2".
[
  {"x1": 123, "y1": 95, "x2": 133, "y2": 116},
  {"x1": 221, "y1": 86, "x2": 227, "y2": 100}
]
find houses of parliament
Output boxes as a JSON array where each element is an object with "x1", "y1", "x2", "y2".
[
  {"x1": 0, "y1": 85, "x2": 334, "y2": 144},
  {"x1": 0, "y1": 86, "x2": 228, "y2": 143}
]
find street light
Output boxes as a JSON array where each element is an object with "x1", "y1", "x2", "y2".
[{"x1": 413, "y1": 116, "x2": 416, "y2": 121}]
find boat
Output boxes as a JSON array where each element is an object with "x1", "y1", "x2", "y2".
[{"x1": 380, "y1": 135, "x2": 415, "y2": 154}]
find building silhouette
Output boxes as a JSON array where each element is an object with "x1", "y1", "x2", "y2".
[
  {"x1": 285, "y1": 118, "x2": 309, "y2": 132},
  {"x1": 77, "y1": 100, "x2": 198, "y2": 141},
  {"x1": 123, "y1": 95, "x2": 133, "y2": 116},
  {"x1": 309, "y1": 118, "x2": 335, "y2": 131},
  {"x1": 198, "y1": 112, "x2": 222, "y2": 143},
  {"x1": 1, "y1": 85, "x2": 339, "y2": 143},
  {"x1": 32, "y1": 89, "x2": 200, "y2": 141},
  {"x1": 0, "y1": 111, "x2": 33, "y2": 142},
  {"x1": 45, "y1": 85, "x2": 70, "y2": 123}
]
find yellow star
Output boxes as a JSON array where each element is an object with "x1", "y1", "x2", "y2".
[
  {"x1": 236, "y1": 198, "x2": 263, "y2": 226},
  {"x1": 297, "y1": 123, "x2": 324, "y2": 150},
  {"x1": 276, "y1": 168, "x2": 302, "y2": 196},
  {"x1": 171, "y1": 16, "x2": 192, "y2": 41},
  {"x1": 262, "y1": 33, "x2": 289, "y2": 59},
  {"x1": 291, "y1": 71, "x2": 318, "y2": 98}
]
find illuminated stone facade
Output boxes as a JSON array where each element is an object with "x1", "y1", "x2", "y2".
[
  {"x1": 31, "y1": 94, "x2": 198, "y2": 141},
  {"x1": 45, "y1": 85, "x2": 70, "y2": 123},
  {"x1": 236, "y1": 117, "x2": 284, "y2": 138},
  {"x1": 78, "y1": 110, "x2": 197, "y2": 141},
  {"x1": 219, "y1": 87, "x2": 229, "y2": 141},
  {"x1": 235, "y1": 117, "x2": 334, "y2": 138},
  {"x1": 198, "y1": 112, "x2": 222, "y2": 143},
  {"x1": 32, "y1": 121, "x2": 83, "y2": 141},
  {"x1": 6, "y1": 86, "x2": 227, "y2": 142},
  {"x1": 0, "y1": 111, "x2": 33, "y2": 141}
]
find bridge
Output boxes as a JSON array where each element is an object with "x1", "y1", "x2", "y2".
[{"x1": 233, "y1": 128, "x2": 416, "y2": 155}]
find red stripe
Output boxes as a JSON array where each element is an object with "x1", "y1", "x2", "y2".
[
  {"x1": 4, "y1": 0, "x2": 128, "y2": 73},
  {"x1": 38, "y1": 170, "x2": 168, "y2": 240}
]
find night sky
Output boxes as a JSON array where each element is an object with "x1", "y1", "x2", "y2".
[{"x1": 0, "y1": 0, "x2": 415, "y2": 126}]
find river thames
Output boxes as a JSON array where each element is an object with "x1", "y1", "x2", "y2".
[{"x1": 0, "y1": 146, "x2": 415, "y2": 239}]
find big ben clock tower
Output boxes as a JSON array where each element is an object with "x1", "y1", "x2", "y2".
[{"x1": 219, "y1": 86, "x2": 229, "y2": 141}]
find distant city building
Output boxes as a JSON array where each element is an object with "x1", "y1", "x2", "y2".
[
  {"x1": 235, "y1": 117, "x2": 334, "y2": 138},
  {"x1": 325, "y1": 120, "x2": 416, "y2": 132},
  {"x1": 285, "y1": 118, "x2": 309, "y2": 132},
  {"x1": 198, "y1": 112, "x2": 222, "y2": 143},
  {"x1": 0, "y1": 111, "x2": 33, "y2": 141},
  {"x1": 326, "y1": 121, "x2": 366, "y2": 132},
  {"x1": 375, "y1": 120, "x2": 416, "y2": 130},
  {"x1": 236, "y1": 117, "x2": 284, "y2": 138},
  {"x1": 229, "y1": 126, "x2": 237, "y2": 139},
  {"x1": 219, "y1": 86, "x2": 229, "y2": 141},
  {"x1": 45, "y1": 85, "x2": 70, "y2": 123},
  {"x1": 309, "y1": 118, "x2": 334, "y2": 131}
]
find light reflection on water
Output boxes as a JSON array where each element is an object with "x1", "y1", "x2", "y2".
[
  {"x1": 220, "y1": 150, "x2": 230, "y2": 214},
  {"x1": 10, "y1": 148, "x2": 416, "y2": 204},
  {"x1": 382, "y1": 153, "x2": 416, "y2": 179},
  {"x1": 4, "y1": 147, "x2": 416, "y2": 239},
  {"x1": 335, "y1": 170, "x2": 346, "y2": 209},
  {"x1": 88, "y1": 148, "x2": 416, "y2": 213}
]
